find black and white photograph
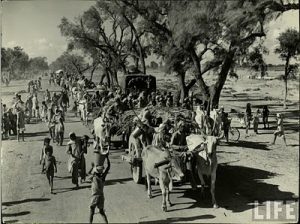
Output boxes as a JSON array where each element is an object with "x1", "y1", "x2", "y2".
[{"x1": 0, "y1": 0, "x2": 299, "y2": 223}]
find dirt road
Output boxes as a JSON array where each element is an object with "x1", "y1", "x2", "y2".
[{"x1": 1, "y1": 77, "x2": 298, "y2": 223}]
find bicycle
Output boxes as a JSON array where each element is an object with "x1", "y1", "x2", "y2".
[{"x1": 218, "y1": 119, "x2": 240, "y2": 142}]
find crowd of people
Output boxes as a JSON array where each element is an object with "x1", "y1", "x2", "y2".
[{"x1": 1, "y1": 72, "x2": 289, "y2": 224}]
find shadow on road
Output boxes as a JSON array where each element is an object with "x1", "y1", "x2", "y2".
[
  {"x1": 2, "y1": 211, "x2": 31, "y2": 217},
  {"x1": 1, "y1": 219, "x2": 19, "y2": 223},
  {"x1": 54, "y1": 185, "x2": 91, "y2": 194},
  {"x1": 54, "y1": 176, "x2": 72, "y2": 179},
  {"x1": 105, "y1": 177, "x2": 133, "y2": 186},
  {"x1": 2, "y1": 198, "x2": 50, "y2": 206},
  {"x1": 24, "y1": 131, "x2": 49, "y2": 138},
  {"x1": 177, "y1": 164, "x2": 297, "y2": 213},
  {"x1": 227, "y1": 141, "x2": 270, "y2": 150},
  {"x1": 138, "y1": 214, "x2": 215, "y2": 223}
]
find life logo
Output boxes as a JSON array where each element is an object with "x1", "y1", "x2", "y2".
[{"x1": 253, "y1": 200, "x2": 298, "y2": 222}]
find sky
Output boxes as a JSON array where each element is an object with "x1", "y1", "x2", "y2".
[{"x1": 1, "y1": 0, "x2": 299, "y2": 65}]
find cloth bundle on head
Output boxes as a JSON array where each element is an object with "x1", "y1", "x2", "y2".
[
  {"x1": 91, "y1": 165, "x2": 104, "y2": 175},
  {"x1": 44, "y1": 137, "x2": 51, "y2": 144},
  {"x1": 69, "y1": 132, "x2": 76, "y2": 140}
]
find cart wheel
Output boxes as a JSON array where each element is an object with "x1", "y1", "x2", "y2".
[
  {"x1": 130, "y1": 142, "x2": 142, "y2": 184},
  {"x1": 229, "y1": 127, "x2": 240, "y2": 142}
]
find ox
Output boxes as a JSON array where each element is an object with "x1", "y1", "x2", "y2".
[
  {"x1": 186, "y1": 134, "x2": 220, "y2": 208},
  {"x1": 93, "y1": 116, "x2": 111, "y2": 153},
  {"x1": 142, "y1": 146, "x2": 184, "y2": 211}
]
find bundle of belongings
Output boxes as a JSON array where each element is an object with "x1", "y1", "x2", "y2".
[{"x1": 186, "y1": 134, "x2": 208, "y2": 162}]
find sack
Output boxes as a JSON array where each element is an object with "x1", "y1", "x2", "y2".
[
  {"x1": 186, "y1": 134, "x2": 205, "y2": 152},
  {"x1": 67, "y1": 157, "x2": 76, "y2": 173}
]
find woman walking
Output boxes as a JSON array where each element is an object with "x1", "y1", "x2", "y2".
[
  {"x1": 262, "y1": 105, "x2": 270, "y2": 129},
  {"x1": 245, "y1": 103, "x2": 252, "y2": 136},
  {"x1": 14, "y1": 95, "x2": 26, "y2": 141},
  {"x1": 66, "y1": 132, "x2": 81, "y2": 189}
]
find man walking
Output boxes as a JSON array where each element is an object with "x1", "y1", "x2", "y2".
[{"x1": 66, "y1": 132, "x2": 81, "y2": 189}]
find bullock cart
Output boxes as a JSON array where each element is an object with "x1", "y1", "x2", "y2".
[{"x1": 121, "y1": 107, "x2": 194, "y2": 184}]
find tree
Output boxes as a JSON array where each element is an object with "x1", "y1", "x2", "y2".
[
  {"x1": 247, "y1": 46, "x2": 269, "y2": 77},
  {"x1": 274, "y1": 28, "x2": 300, "y2": 109},
  {"x1": 104, "y1": 0, "x2": 148, "y2": 74},
  {"x1": 29, "y1": 57, "x2": 49, "y2": 75},
  {"x1": 122, "y1": 0, "x2": 298, "y2": 109},
  {"x1": 59, "y1": 3, "x2": 132, "y2": 87},
  {"x1": 50, "y1": 52, "x2": 90, "y2": 76},
  {"x1": 1, "y1": 46, "x2": 30, "y2": 79}
]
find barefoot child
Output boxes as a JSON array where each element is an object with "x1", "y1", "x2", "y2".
[
  {"x1": 42, "y1": 146, "x2": 57, "y2": 194},
  {"x1": 40, "y1": 137, "x2": 53, "y2": 165},
  {"x1": 271, "y1": 113, "x2": 287, "y2": 146},
  {"x1": 88, "y1": 153, "x2": 110, "y2": 224}
]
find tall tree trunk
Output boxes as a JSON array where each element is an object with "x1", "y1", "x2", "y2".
[
  {"x1": 283, "y1": 56, "x2": 290, "y2": 109},
  {"x1": 122, "y1": 15, "x2": 146, "y2": 74},
  {"x1": 189, "y1": 47, "x2": 209, "y2": 99},
  {"x1": 105, "y1": 68, "x2": 111, "y2": 88},
  {"x1": 109, "y1": 69, "x2": 118, "y2": 86},
  {"x1": 134, "y1": 57, "x2": 139, "y2": 71},
  {"x1": 178, "y1": 72, "x2": 187, "y2": 104},
  {"x1": 121, "y1": 64, "x2": 127, "y2": 76},
  {"x1": 284, "y1": 78, "x2": 288, "y2": 109},
  {"x1": 178, "y1": 72, "x2": 196, "y2": 104},
  {"x1": 99, "y1": 72, "x2": 106, "y2": 85},
  {"x1": 90, "y1": 66, "x2": 97, "y2": 81},
  {"x1": 209, "y1": 51, "x2": 235, "y2": 110}
]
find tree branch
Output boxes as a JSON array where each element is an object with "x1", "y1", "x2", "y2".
[
  {"x1": 201, "y1": 60, "x2": 223, "y2": 75},
  {"x1": 241, "y1": 32, "x2": 266, "y2": 43}
]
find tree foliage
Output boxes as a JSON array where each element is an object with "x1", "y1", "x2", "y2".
[
  {"x1": 1, "y1": 46, "x2": 49, "y2": 80},
  {"x1": 274, "y1": 28, "x2": 300, "y2": 108},
  {"x1": 56, "y1": 0, "x2": 298, "y2": 106},
  {"x1": 49, "y1": 52, "x2": 89, "y2": 76}
]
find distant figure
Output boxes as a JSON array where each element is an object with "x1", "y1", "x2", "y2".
[
  {"x1": 2, "y1": 113, "x2": 10, "y2": 139},
  {"x1": 41, "y1": 101, "x2": 48, "y2": 122},
  {"x1": 88, "y1": 155, "x2": 110, "y2": 224},
  {"x1": 166, "y1": 92, "x2": 173, "y2": 107},
  {"x1": 262, "y1": 105, "x2": 270, "y2": 129},
  {"x1": 54, "y1": 109, "x2": 64, "y2": 146},
  {"x1": 245, "y1": 103, "x2": 252, "y2": 135},
  {"x1": 15, "y1": 95, "x2": 26, "y2": 141},
  {"x1": 7, "y1": 108, "x2": 17, "y2": 135},
  {"x1": 271, "y1": 113, "x2": 287, "y2": 146},
  {"x1": 253, "y1": 109, "x2": 260, "y2": 134},
  {"x1": 25, "y1": 95, "x2": 33, "y2": 120},
  {"x1": 44, "y1": 89, "x2": 51, "y2": 104},
  {"x1": 42, "y1": 146, "x2": 57, "y2": 194},
  {"x1": 38, "y1": 77, "x2": 42, "y2": 89},
  {"x1": 48, "y1": 106, "x2": 56, "y2": 142},
  {"x1": 32, "y1": 93, "x2": 39, "y2": 119}
]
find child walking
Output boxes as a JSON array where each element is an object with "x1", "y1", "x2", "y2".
[
  {"x1": 88, "y1": 153, "x2": 110, "y2": 224},
  {"x1": 42, "y1": 146, "x2": 57, "y2": 194},
  {"x1": 40, "y1": 137, "x2": 53, "y2": 166},
  {"x1": 271, "y1": 113, "x2": 287, "y2": 146},
  {"x1": 40, "y1": 101, "x2": 48, "y2": 122}
]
